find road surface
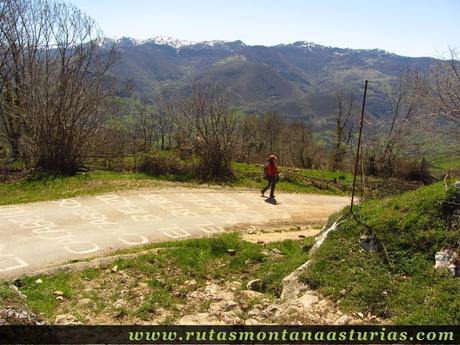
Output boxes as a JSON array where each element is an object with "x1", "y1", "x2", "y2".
[{"x1": 0, "y1": 188, "x2": 349, "y2": 278}]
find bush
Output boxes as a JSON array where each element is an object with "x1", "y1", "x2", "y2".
[
  {"x1": 137, "y1": 154, "x2": 196, "y2": 179},
  {"x1": 364, "y1": 154, "x2": 431, "y2": 182},
  {"x1": 0, "y1": 145, "x2": 8, "y2": 158},
  {"x1": 395, "y1": 158, "x2": 431, "y2": 182}
]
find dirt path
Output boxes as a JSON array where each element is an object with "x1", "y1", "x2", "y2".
[{"x1": 0, "y1": 187, "x2": 349, "y2": 279}]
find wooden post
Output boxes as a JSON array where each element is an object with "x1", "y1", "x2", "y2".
[{"x1": 351, "y1": 80, "x2": 368, "y2": 214}]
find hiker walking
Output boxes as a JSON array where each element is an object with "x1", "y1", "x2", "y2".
[{"x1": 261, "y1": 154, "x2": 279, "y2": 199}]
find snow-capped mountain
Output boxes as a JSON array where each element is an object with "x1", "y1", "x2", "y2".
[{"x1": 106, "y1": 36, "x2": 436, "y2": 126}]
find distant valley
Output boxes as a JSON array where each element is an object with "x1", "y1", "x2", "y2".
[{"x1": 106, "y1": 36, "x2": 438, "y2": 127}]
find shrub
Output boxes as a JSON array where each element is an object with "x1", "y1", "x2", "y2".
[
  {"x1": 137, "y1": 155, "x2": 196, "y2": 179},
  {"x1": 363, "y1": 154, "x2": 431, "y2": 182}
]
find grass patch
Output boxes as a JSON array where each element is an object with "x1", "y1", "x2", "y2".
[
  {"x1": 430, "y1": 154, "x2": 460, "y2": 175},
  {"x1": 0, "y1": 162, "x2": 351, "y2": 205},
  {"x1": 80, "y1": 268, "x2": 100, "y2": 281},
  {"x1": 233, "y1": 162, "x2": 353, "y2": 182},
  {"x1": 0, "y1": 282, "x2": 22, "y2": 304},
  {"x1": 259, "y1": 240, "x2": 312, "y2": 296},
  {"x1": 233, "y1": 162, "x2": 351, "y2": 195},
  {"x1": 137, "y1": 287, "x2": 179, "y2": 319},
  {"x1": 304, "y1": 182, "x2": 460, "y2": 324},
  {"x1": 18, "y1": 273, "x2": 75, "y2": 319},
  {"x1": 0, "y1": 171, "x2": 167, "y2": 206},
  {"x1": 233, "y1": 175, "x2": 338, "y2": 195}
]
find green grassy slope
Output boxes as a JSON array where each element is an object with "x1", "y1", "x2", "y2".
[{"x1": 304, "y1": 182, "x2": 460, "y2": 324}]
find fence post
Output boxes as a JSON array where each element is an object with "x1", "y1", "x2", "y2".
[{"x1": 351, "y1": 80, "x2": 368, "y2": 214}]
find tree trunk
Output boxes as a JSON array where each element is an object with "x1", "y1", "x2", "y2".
[{"x1": 10, "y1": 137, "x2": 21, "y2": 158}]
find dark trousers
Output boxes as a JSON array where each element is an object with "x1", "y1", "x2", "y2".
[{"x1": 262, "y1": 176, "x2": 278, "y2": 198}]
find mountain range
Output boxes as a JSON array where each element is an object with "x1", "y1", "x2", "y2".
[{"x1": 106, "y1": 36, "x2": 437, "y2": 127}]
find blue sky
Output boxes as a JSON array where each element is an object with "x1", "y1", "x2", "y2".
[{"x1": 69, "y1": 0, "x2": 459, "y2": 58}]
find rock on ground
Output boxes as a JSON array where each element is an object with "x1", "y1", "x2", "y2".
[
  {"x1": 55, "y1": 314, "x2": 81, "y2": 325},
  {"x1": 0, "y1": 307, "x2": 43, "y2": 325},
  {"x1": 176, "y1": 279, "x2": 372, "y2": 325}
]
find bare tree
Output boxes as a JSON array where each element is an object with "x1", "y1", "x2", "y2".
[
  {"x1": 381, "y1": 71, "x2": 419, "y2": 166},
  {"x1": 362, "y1": 71, "x2": 428, "y2": 179},
  {"x1": 0, "y1": 0, "x2": 30, "y2": 158},
  {"x1": 236, "y1": 114, "x2": 261, "y2": 163},
  {"x1": 133, "y1": 101, "x2": 157, "y2": 152},
  {"x1": 332, "y1": 88, "x2": 354, "y2": 170},
  {"x1": 156, "y1": 108, "x2": 174, "y2": 150},
  {"x1": 160, "y1": 82, "x2": 237, "y2": 178},
  {"x1": 287, "y1": 120, "x2": 317, "y2": 169},
  {"x1": 258, "y1": 111, "x2": 285, "y2": 160},
  {"x1": 423, "y1": 49, "x2": 460, "y2": 138},
  {"x1": 0, "y1": 0, "x2": 116, "y2": 174}
]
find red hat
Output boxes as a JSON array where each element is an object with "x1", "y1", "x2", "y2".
[{"x1": 268, "y1": 154, "x2": 277, "y2": 161}]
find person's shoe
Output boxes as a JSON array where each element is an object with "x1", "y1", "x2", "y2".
[
  {"x1": 269, "y1": 195, "x2": 275, "y2": 199},
  {"x1": 261, "y1": 189, "x2": 265, "y2": 196}
]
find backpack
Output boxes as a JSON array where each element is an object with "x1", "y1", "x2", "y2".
[{"x1": 262, "y1": 162, "x2": 270, "y2": 179}]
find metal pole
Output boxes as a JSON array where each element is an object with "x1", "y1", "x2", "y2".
[{"x1": 351, "y1": 80, "x2": 368, "y2": 214}]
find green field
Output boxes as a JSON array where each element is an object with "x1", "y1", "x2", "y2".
[
  {"x1": 0, "y1": 162, "x2": 353, "y2": 206},
  {"x1": 429, "y1": 154, "x2": 460, "y2": 174}
]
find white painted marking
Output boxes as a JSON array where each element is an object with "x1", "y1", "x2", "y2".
[
  {"x1": 197, "y1": 224, "x2": 224, "y2": 234},
  {"x1": 62, "y1": 241, "x2": 100, "y2": 254},
  {"x1": 170, "y1": 209, "x2": 199, "y2": 217},
  {"x1": 97, "y1": 194, "x2": 147, "y2": 215},
  {"x1": 180, "y1": 193, "x2": 226, "y2": 215},
  {"x1": 141, "y1": 194, "x2": 198, "y2": 218},
  {"x1": 160, "y1": 226, "x2": 191, "y2": 239},
  {"x1": 0, "y1": 206, "x2": 31, "y2": 219},
  {"x1": 118, "y1": 233, "x2": 149, "y2": 246},
  {"x1": 53, "y1": 199, "x2": 82, "y2": 209},
  {"x1": 34, "y1": 228, "x2": 72, "y2": 240},
  {"x1": 131, "y1": 214, "x2": 162, "y2": 222},
  {"x1": 0, "y1": 255, "x2": 29, "y2": 272}
]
